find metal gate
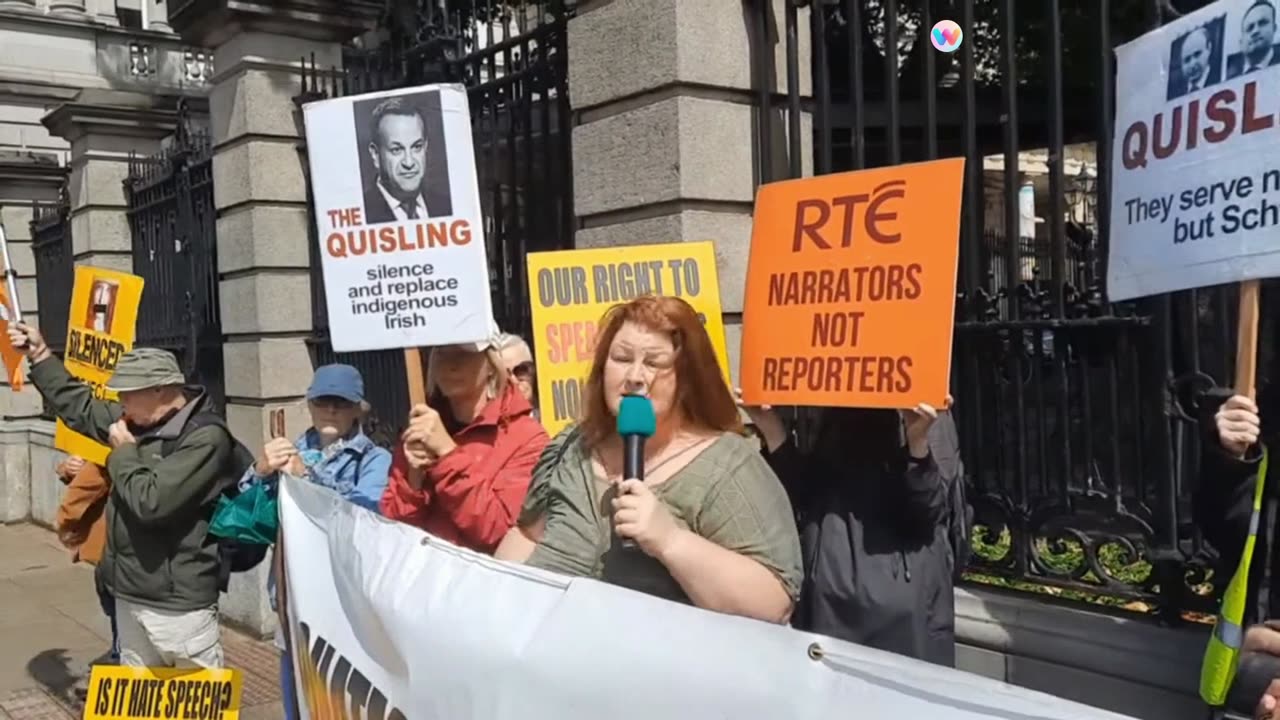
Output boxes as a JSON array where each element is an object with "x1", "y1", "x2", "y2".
[
  {"x1": 780, "y1": 0, "x2": 1256, "y2": 620},
  {"x1": 296, "y1": 1, "x2": 574, "y2": 444},
  {"x1": 30, "y1": 188, "x2": 73, "y2": 357},
  {"x1": 123, "y1": 99, "x2": 225, "y2": 410}
]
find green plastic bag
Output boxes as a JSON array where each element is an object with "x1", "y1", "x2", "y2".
[{"x1": 209, "y1": 482, "x2": 279, "y2": 545}]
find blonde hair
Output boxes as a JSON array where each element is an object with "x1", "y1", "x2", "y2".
[{"x1": 425, "y1": 345, "x2": 509, "y2": 401}]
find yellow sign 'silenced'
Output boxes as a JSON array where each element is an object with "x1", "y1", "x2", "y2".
[
  {"x1": 525, "y1": 241, "x2": 729, "y2": 436},
  {"x1": 83, "y1": 665, "x2": 242, "y2": 720},
  {"x1": 55, "y1": 266, "x2": 144, "y2": 465}
]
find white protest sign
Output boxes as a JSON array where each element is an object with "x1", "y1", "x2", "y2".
[
  {"x1": 279, "y1": 476, "x2": 1137, "y2": 720},
  {"x1": 1109, "y1": 0, "x2": 1280, "y2": 301},
  {"x1": 302, "y1": 84, "x2": 493, "y2": 352}
]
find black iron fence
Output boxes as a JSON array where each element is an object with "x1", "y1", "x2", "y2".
[
  {"x1": 123, "y1": 102, "x2": 225, "y2": 409},
  {"x1": 767, "y1": 0, "x2": 1242, "y2": 620},
  {"x1": 30, "y1": 190, "x2": 74, "y2": 356},
  {"x1": 297, "y1": 0, "x2": 574, "y2": 441}
]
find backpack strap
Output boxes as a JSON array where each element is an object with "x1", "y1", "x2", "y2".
[{"x1": 159, "y1": 411, "x2": 228, "y2": 458}]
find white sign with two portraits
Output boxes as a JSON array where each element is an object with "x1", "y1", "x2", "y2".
[
  {"x1": 1109, "y1": 0, "x2": 1280, "y2": 301},
  {"x1": 302, "y1": 84, "x2": 494, "y2": 352}
]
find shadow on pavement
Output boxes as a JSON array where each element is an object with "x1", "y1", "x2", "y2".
[{"x1": 25, "y1": 648, "x2": 90, "y2": 713}]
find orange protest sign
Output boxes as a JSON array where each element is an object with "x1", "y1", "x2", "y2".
[
  {"x1": 739, "y1": 157, "x2": 965, "y2": 409},
  {"x1": 0, "y1": 284, "x2": 24, "y2": 391}
]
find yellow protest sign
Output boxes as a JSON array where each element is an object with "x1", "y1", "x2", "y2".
[
  {"x1": 83, "y1": 665, "x2": 242, "y2": 720},
  {"x1": 525, "y1": 241, "x2": 729, "y2": 435},
  {"x1": 56, "y1": 266, "x2": 144, "y2": 465}
]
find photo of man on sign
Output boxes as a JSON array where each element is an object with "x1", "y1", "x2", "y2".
[{"x1": 354, "y1": 91, "x2": 453, "y2": 224}]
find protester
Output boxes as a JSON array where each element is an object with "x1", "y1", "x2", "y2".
[
  {"x1": 240, "y1": 363, "x2": 392, "y2": 720},
  {"x1": 53, "y1": 455, "x2": 119, "y2": 664},
  {"x1": 10, "y1": 322, "x2": 234, "y2": 668},
  {"x1": 244, "y1": 364, "x2": 391, "y2": 510},
  {"x1": 1198, "y1": 386, "x2": 1280, "y2": 709},
  {"x1": 380, "y1": 331, "x2": 549, "y2": 553},
  {"x1": 738, "y1": 395, "x2": 965, "y2": 666},
  {"x1": 498, "y1": 332, "x2": 537, "y2": 414},
  {"x1": 494, "y1": 296, "x2": 802, "y2": 624}
]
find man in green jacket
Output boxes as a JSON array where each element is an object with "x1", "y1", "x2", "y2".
[{"x1": 10, "y1": 322, "x2": 232, "y2": 668}]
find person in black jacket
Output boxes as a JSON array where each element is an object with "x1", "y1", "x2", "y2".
[
  {"x1": 1198, "y1": 385, "x2": 1280, "y2": 717},
  {"x1": 1198, "y1": 385, "x2": 1280, "y2": 638},
  {"x1": 739, "y1": 393, "x2": 964, "y2": 666}
]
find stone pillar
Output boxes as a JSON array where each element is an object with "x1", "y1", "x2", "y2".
[
  {"x1": 148, "y1": 0, "x2": 172, "y2": 32},
  {"x1": 569, "y1": 0, "x2": 812, "y2": 383},
  {"x1": 91, "y1": 0, "x2": 120, "y2": 26},
  {"x1": 42, "y1": 90, "x2": 186, "y2": 272},
  {"x1": 0, "y1": 153, "x2": 65, "y2": 522},
  {"x1": 48, "y1": 0, "x2": 87, "y2": 17},
  {"x1": 168, "y1": 0, "x2": 380, "y2": 637}
]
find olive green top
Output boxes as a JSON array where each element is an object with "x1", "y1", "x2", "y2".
[{"x1": 520, "y1": 428, "x2": 804, "y2": 606}]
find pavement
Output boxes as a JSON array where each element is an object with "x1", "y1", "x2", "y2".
[{"x1": 0, "y1": 523, "x2": 285, "y2": 720}]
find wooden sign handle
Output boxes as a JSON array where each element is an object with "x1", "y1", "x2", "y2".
[
  {"x1": 403, "y1": 347, "x2": 429, "y2": 490},
  {"x1": 405, "y1": 347, "x2": 427, "y2": 406},
  {"x1": 1236, "y1": 279, "x2": 1261, "y2": 401}
]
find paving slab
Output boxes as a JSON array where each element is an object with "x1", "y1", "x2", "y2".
[{"x1": 0, "y1": 523, "x2": 284, "y2": 719}]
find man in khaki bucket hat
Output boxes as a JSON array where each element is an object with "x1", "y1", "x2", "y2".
[{"x1": 9, "y1": 323, "x2": 237, "y2": 669}]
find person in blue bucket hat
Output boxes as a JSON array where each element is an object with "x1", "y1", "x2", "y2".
[{"x1": 238, "y1": 363, "x2": 392, "y2": 720}]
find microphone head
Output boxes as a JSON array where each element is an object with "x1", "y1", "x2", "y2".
[{"x1": 617, "y1": 394, "x2": 657, "y2": 438}]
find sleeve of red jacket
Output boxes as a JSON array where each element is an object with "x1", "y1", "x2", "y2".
[
  {"x1": 429, "y1": 420, "x2": 549, "y2": 553},
  {"x1": 379, "y1": 445, "x2": 434, "y2": 526}
]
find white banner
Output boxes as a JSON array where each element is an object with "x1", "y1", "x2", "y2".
[
  {"x1": 279, "y1": 476, "x2": 1136, "y2": 720},
  {"x1": 302, "y1": 84, "x2": 494, "y2": 352},
  {"x1": 1109, "y1": 0, "x2": 1280, "y2": 301}
]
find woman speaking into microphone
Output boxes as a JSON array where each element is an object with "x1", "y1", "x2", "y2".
[{"x1": 495, "y1": 295, "x2": 802, "y2": 624}]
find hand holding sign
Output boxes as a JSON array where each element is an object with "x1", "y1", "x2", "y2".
[
  {"x1": 403, "y1": 403, "x2": 457, "y2": 472},
  {"x1": 900, "y1": 395, "x2": 952, "y2": 459},
  {"x1": 733, "y1": 387, "x2": 787, "y2": 453},
  {"x1": 1215, "y1": 394, "x2": 1261, "y2": 459},
  {"x1": 256, "y1": 437, "x2": 298, "y2": 476},
  {"x1": 9, "y1": 322, "x2": 50, "y2": 363}
]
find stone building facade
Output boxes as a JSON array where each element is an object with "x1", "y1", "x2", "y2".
[{"x1": 0, "y1": 0, "x2": 214, "y2": 609}]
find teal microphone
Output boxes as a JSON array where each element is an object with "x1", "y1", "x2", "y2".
[{"x1": 616, "y1": 394, "x2": 656, "y2": 549}]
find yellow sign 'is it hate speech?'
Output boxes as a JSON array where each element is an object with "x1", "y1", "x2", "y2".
[{"x1": 84, "y1": 665, "x2": 242, "y2": 720}]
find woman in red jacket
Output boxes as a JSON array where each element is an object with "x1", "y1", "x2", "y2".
[{"x1": 380, "y1": 333, "x2": 549, "y2": 553}]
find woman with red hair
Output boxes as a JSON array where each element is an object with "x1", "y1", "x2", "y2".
[{"x1": 496, "y1": 295, "x2": 801, "y2": 624}]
